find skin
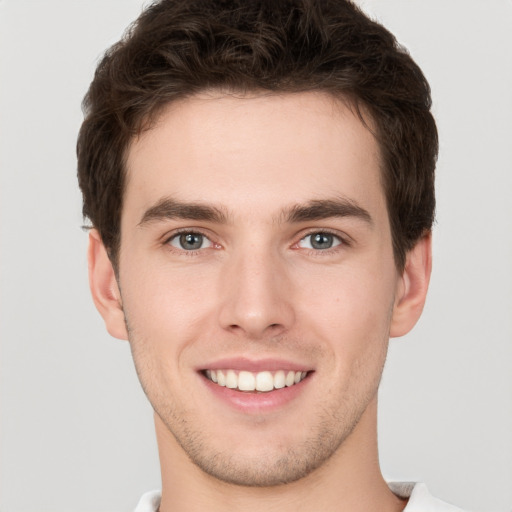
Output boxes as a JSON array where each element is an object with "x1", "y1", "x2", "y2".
[{"x1": 88, "y1": 91, "x2": 431, "y2": 512}]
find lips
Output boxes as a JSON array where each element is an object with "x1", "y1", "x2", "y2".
[
  {"x1": 198, "y1": 358, "x2": 313, "y2": 411},
  {"x1": 204, "y1": 369, "x2": 308, "y2": 392}
]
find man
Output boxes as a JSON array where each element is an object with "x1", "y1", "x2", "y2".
[{"x1": 77, "y1": 1, "x2": 464, "y2": 510}]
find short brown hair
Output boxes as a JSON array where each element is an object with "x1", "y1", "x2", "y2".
[{"x1": 77, "y1": 0, "x2": 438, "y2": 270}]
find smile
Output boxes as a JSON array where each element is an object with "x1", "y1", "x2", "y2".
[{"x1": 204, "y1": 369, "x2": 308, "y2": 392}]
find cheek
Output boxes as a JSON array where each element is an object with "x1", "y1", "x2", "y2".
[
  {"x1": 119, "y1": 260, "x2": 219, "y2": 361},
  {"x1": 120, "y1": 273, "x2": 201, "y2": 409},
  {"x1": 295, "y1": 262, "x2": 396, "y2": 362}
]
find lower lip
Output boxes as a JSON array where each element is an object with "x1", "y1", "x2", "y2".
[{"x1": 201, "y1": 373, "x2": 311, "y2": 414}]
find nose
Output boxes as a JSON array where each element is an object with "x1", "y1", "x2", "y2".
[{"x1": 217, "y1": 246, "x2": 295, "y2": 340}]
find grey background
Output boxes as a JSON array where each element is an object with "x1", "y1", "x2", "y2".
[{"x1": 1, "y1": 1, "x2": 511, "y2": 510}]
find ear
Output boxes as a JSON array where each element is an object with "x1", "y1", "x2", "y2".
[
  {"x1": 87, "y1": 229, "x2": 128, "y2": 340},
  {"x1": 390, "y1": 232, "x2": 432, "y2": 338}
]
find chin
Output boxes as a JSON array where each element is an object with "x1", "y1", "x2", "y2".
[
  {"x1": 159, "y1": 402, "x2": 363, "y2": 488},
  {"x1": 186, "y1": 444, "x2": 335, "y2": 487}
]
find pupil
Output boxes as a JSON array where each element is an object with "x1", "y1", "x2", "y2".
[
  {"x1": 312, "y1": 233, "x2": 333, "y2": 249},
  {"x1": 180, "y1": 233, "x2": 202, "y2": 250}
]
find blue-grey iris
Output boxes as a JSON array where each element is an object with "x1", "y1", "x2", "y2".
[
  {"x1": 311, "y1": 233, "x2": 334, "y2": 249},
  {"x1": 180, "y1": 233, "x2": 203, "y2": 250}
]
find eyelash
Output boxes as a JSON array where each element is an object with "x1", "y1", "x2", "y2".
[
  {"x1": 294, "y1": 229, "x2": 350, "y2": 254},
  {"x1": 163, "y1": 228, "x2": 351, "y2": 256},
  {"x1": 164, "y1": 229, "x2": 217, "y2": 256}
]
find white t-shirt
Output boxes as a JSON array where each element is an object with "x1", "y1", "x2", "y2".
[
  {"x1": 134, "y1": 482, "x2": 468, "y2": 511},
  {"x1": 389, "y1": 482, "x2": 467, "y2": 511}
]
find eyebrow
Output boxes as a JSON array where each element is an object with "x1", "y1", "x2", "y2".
[
  {"x1": 282, "y1": 198, "x2": 373, "y2": 226},
  {"x1": 138, "y1": 197, "x2": 228, "y2": 226},
  {"x1": 138, "y1": 196, "x2": 373, "y2": 227}
]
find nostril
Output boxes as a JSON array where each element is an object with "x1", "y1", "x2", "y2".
[{"x1": 226, "y1": 322, "x2": 283, "y2": 337}]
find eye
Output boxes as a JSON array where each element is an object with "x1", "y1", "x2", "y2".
[
  {"x1": 168, "y1": 232, "x2": 213, "y2": 251},
  {"x1": 298, "y1": 232, "x2": 343, "y2": 250}
]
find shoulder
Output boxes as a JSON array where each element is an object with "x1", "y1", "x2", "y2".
[
  {"x1": 134, "y1": 490, "x2": 161, "y2": 512},
  {"x1": 389, "y1": 482, "x2": 471, "y2": 512}
]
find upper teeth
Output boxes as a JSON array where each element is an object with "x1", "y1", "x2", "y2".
[{"x1": 205, "y1": 369, "x2": 307, "y2": 392}]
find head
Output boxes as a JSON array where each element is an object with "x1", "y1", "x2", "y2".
[
  {"x1": 77, "y1": 0, "x2": 437, "y2": 273},
  {"x1": 80, "y1": 0, "x2": 437, "y2": 491}
]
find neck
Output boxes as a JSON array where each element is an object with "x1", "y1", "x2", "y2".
[{"x1": 155, "y1": 398, "x2": 407, "y2": 512}]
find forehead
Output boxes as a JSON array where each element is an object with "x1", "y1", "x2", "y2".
[{"x1": 124, "y1": 91, "x2": 385, "y2": 224}]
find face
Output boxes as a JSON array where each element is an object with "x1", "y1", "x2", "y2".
[{"x1": 101, "y1": 92, "x2": 412, "y2": 486}]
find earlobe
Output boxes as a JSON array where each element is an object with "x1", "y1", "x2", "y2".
[
  {"x1": 87, "y1": 230, "x2": 128, "y2": 340},
  {"x1": 390, "y1": 232, "x2": 432, "y2": 338}
]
